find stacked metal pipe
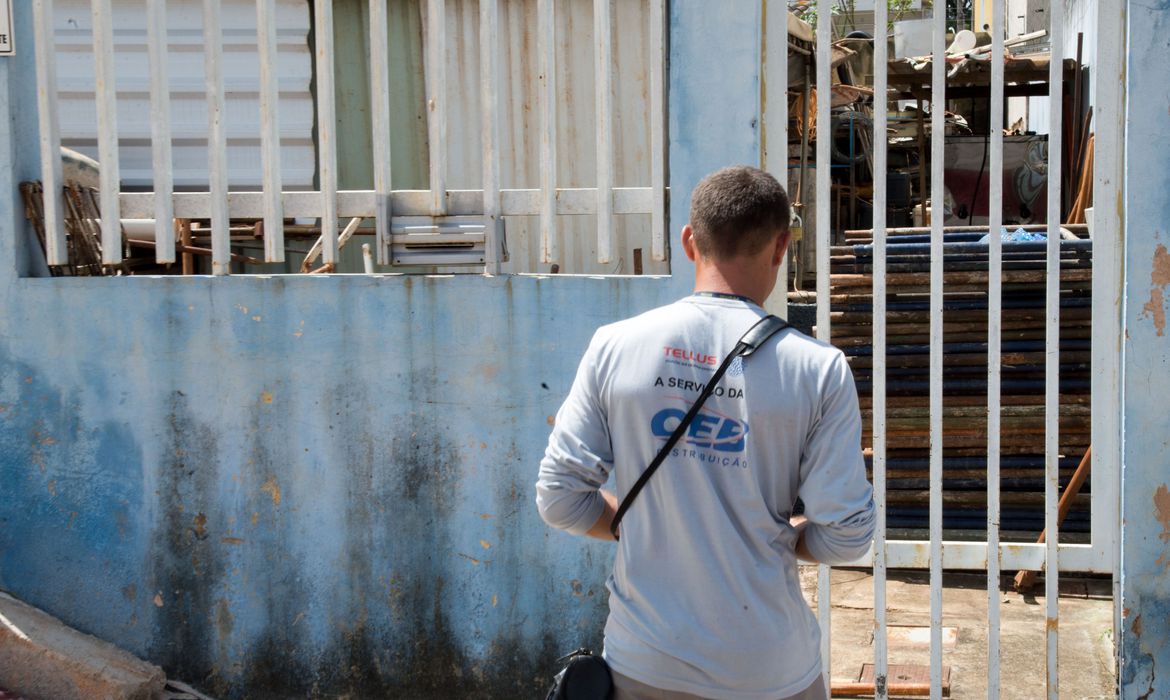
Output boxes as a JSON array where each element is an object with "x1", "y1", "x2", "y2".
[{"x1": 821, "y1": 228, "x2": 1093, "y2": 536}]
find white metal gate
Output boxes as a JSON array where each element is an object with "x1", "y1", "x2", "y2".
[{"x1": 761, "y1": 1, "x2": 1124, "y2": 697}]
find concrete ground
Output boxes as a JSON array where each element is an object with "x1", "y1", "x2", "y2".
[{"x1": 800, "y1": 567, "x2": 1116, "y2": 699}]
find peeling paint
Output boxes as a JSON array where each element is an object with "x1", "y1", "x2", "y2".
[
  {"x1": 260, "y1": 476, "x2": 281, "y2": 506},
  {"x1": 1154, "y1": 485, "x2": 1170, "y2": 542},
  {"x1": 1139, "y1": 243, "x2": 1170, "y2": 336}
]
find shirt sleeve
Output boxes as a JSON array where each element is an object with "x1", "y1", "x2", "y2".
[
  {"x1": 535, "y1": 331, "x2": 615, "y2": 535},
  {"x1": 797, "y1": 352, "x2": 876, "y2": 564}
]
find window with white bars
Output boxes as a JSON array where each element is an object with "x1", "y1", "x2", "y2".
[{"x1": 26, "y1": 0, "x2": 667, "y2": 277}]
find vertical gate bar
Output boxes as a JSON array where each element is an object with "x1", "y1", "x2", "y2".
[
  {"x1": 538, "y1": 0, "x2": 557, "y2": 264},
  {"x1": 480, "y1": 0, "x2": 501, "y2": 274},
  {"x1": 872, "y1": 1, "x2": 888, "y2": 697},
  {"x1": 146, "y1": 0, "x2": 175, "y2": 264},
  {"x1": 648, "y1": 0, "x2": 666, "y2": 262},
  {"x1": 593, "y1": 0, "x2": 613, "y2": 264},
  {"x1": 814, "y1": 0, "x2": 830, "y2": 339},
  {"x1": 33, "y1": 0, "x2": 67, "y2": 266},
  {"x1": 814, "y1": 1, "x2": 832, "y2": 692},
  {"x1": 762, "y1": 0, "x2": 788, "y2": 316},
  {"x1": 203, "y1": 0, "x2": 230, "y2": 274},
  {"x1": 92, "y1": 0, "x2": 123, "y2": 265},
  {"x1": 1090, "y1": 0, "x2": 1125, "y2": 652},
  {"x1": 928, "y1": 0, "x2": 945, "y2": 696},
  {"x1": 1044, "y1": 0, "x2": 1064, "y2": 696},
  {"x1": 257, "y1": 0, "x2": 285, "y2": 263},
  {"x1": 314, "y1": 0, "x2": 339, "y2": 263},
  {"x1": 986, "y1": 1, "x2": 1005, "y2": 697},
  {"x1": 425, "y1": 0, "x2": 447, "y2": 217},
  {"x1": 370, "y1": 0, "x2": 393, "y2": 266}
]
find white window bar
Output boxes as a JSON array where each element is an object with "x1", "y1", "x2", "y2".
[
  {"x1": 1045, "y1": 0, "x2": 1064, "y2": 696},
  {"x1": 929, "y1": 0, "x2": 945, "y2": 696},
  {"x1": 203, "y1": 0, "x2": 230, "y2": 274},
  {"x1": 256, "y1": 0, "x2": 285, "y2": 263},
  {"x1": 1091, "y1": 0, "x2": 1125, "y2": 652},
  {"x1": 593, "y1": 0, "x2": 614, "y2": 265},
  {"x1": 648, "y1": 0, "x2": 666, "y2": 263},
  {"x1": 538, "y1": 0, "x2": 558, "y2": 265},
  {"x1": 32, "y1": 0, "x2": 67, "y2": 266},
  {"x1": 92, "y1": 0, "x2": 122, "y2": 266},
  {"x1": 119, "y1": 188, "x2": 658, "y2": 221},
  {"x1": 146, "y1": 0, "x2": 175, "y2": 264},
  {"x1": 480, "y1": 0, "x2": 502, "y2": 274},
  {"x1": 314, "y1": 0, "x2": 339, "y2": 264},
  {"x1": 370, "y1": 0, "x2": 392, "y2": 266},
  {"x1": 871, "y1": 0, "x2": 888, "y2": 697},
  {"x1": 814, "y1": 0, "x2": 832, "y2": 693},
  {"x1": 424, "y1": 0, "x2": 447, "y2": 218},
  {"x1": 986, "y1": 0, "x2": 1006, "y2": 696},
  {"x1": 762, "y1": 0, "x2": 787, "y2": 317}
]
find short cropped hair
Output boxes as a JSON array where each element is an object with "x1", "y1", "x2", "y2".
[{"x1": 688, "y1": 165, "x2": 790, "y2": 259}]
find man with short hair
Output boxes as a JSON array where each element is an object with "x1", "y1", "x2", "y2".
[{"x1": 537, "y1": 165, "x2": 875, "y2": 700}]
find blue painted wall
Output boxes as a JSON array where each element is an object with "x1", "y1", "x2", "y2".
[
  {"x1": 0, "y1": 2, "x2": 763, "y2": 697},
  {"x1": 1120, "y1": 2, "x2": 1170, "y2": 698}
]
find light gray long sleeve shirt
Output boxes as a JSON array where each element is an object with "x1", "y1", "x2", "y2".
[{"x1": 536, "y1": 295, "x2": 875, "y2": 699}]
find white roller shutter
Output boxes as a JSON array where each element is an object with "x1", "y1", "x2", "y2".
[{"x1": 53, "y1": 0, "x2": 315, "y2": 190}]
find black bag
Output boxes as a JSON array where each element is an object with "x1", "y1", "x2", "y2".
[
  {"x1": 545, "y1": 649, "x2": 612, "y2": 700},
  {"x1": 545, "y1": 315, "x2": 789, "y2": 699}
]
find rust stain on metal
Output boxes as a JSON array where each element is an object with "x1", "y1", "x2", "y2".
[
  {"x1": 222, "y1": 537, "x2": 245, "y2": 545},
  {"x1": 1154, "y1": 484, "x2": 1170, "y2": 541},
  {"x1": 260, "y1": 391, "x2": 273, "y2": 405},
  {"x1": 1133, "y1": 614, "x2": 1143, "y2": 637},
  {"x1": 193, "y1": 512, "x2": 208, "y2": 540},
  {"x1": 492, "y1": 594, "x2": 498, "y2": 607},
  {"x1": 153, "y1": 592, "x2": 164, "y2": 607},
  {"x1": 261, "y1": 476, "x2": 282, "y2": 506},
  {"x1": 1139, "y1": 242, "x2": 1170, "y2": 336},
  {"x1": 479, "y1": 539, "x2": 492, "y2": 550}
]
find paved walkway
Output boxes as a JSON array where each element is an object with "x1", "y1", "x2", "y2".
[{"x1": 799, "y1": 567, "x2": 1116, "y2": 699}]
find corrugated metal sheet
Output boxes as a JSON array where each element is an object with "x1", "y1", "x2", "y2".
[
  {"x1": 439, "y1": 0, "x2": 664, "y2": 275},
  {"x1": 328, "y1": 0, "x2": 664, "y2": 275},
  {"x1": 53, "y1": 0, "x2": 315, "y2": 190}
]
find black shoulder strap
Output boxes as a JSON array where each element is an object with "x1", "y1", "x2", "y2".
[{"x1": 609, "y1": 314, "x2": 788, "y2": 539}]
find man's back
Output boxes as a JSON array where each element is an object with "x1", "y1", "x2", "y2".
[{"x1": 537, "y1": 294, "x2": 875, "y2": 699}]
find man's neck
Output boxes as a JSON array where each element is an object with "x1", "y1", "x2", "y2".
[{"x1": 693, "y1": 264, "x2": 770, "y2": 306}]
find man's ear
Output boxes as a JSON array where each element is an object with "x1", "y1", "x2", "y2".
[
  {"x1": 682, "y1": 225, "x2": 698, "y2": 262},
  {"x1": 772, "y1": 229, "x2": 792, "y2": 266}
]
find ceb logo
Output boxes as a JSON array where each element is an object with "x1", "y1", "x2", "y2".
[{"x1": 650, "y1": 407, "x2": 749, "y2": 453}]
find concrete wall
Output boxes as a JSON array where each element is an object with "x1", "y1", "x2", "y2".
[
  {"x1": 0, "y1": 2, "x2": 762, "y2": 697},
  {"x1": 1119, "y1": 2, "x2": 1170, "y2": 698}
]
